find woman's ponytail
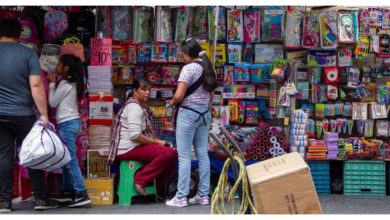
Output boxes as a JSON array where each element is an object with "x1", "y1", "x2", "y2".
[{"x1": 199, "y1": 51, "x2": 218, "y2": 92}]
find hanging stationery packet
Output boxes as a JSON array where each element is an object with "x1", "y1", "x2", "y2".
[
  {"x1": 370, "y1": 35, "x2": 380, "y2": 54},
  {"x1": 315, "y1": 103, "x2": 326, "y2": 119},
  {"x1": 347, "y1": 67, "x2": 360, "y2": 82},
  {"x1": 233, "y1": 63, "x2": 251, "y2": 83},
  {"x1": 155, "y1": 6, "x2": 173, "y2": 42},
  {"x1": 323, "y1": 66, "x2": 339, "y2": 84},
  {"x1": 382, "y1": 9, "x2": 390, "y2": 30},
  {"x1": 327, "y1": 85, "x2": 338, "y2": 100},
  {"x1": 352, "y1": 103, "x2": 368, "y2": 120},
  {"x1": 370, "y1": 103, "x2": 387, "y2": 119},
  {"x1": 359, "y1": 9, "x2": 370, "y2": 33},
  {"x1": 243, "y1": 8, "x2": 261, "y2": 43},
  {"x1": 376, "y1": 120, "x2": 389, "y2": 137},
  {"x1": 133, "y1": 6, "x2": 154, "y2": 42},
  {"x1": 174, "y1": 7, "x2": 190, "y2": 42},
  {"x1": 310, "y1": 85, "x2": 319, "y2": 103},
  {"x1": 151, "y1": 42, "x2": 169, "y2": 63},
  {"x1": 227, "y1": 9, "x2": 244, "y2": 42},
  {"x1": 242, "y1": 43, "x2": 254, "y2": 63},
  {"x1": 208, "y1": 6, "x2": 227, "y2": 41},
  {"x1": 369, "y1": 8, "x2": 383, "y2": 29},
  {"x1": 214, "y1": 44, "x2": 227, "y2": 66},
  {"x1": 337, "y1": 10, "x2": 356, "y2": 44},
  {"x1": 144, "y1": 64, "x2": 161, "y2": 84},
  {"x1": 307, "y1": 50, "x2": 337, "y2": 67},
  {"x1": 245, "y1": 101, "x2": 259, "y2": 125},
  {"x1": 250, "y1": 64, "x2": 271, "y2": 83},
  {"x1": 343, "y1": 102, "x2": 352, "y2": 117},
  {"x1": 111, "y1": 6, "x2": 132, "y2": 40},
  {"x1": 262, "y1": 6, "x2": 284, "y2": 42},
  {"x1": 297, "y1": 82, "x2": 309, "y2": 100},
  {"x1": 227, "y1": 42, "x2": 242, "y2": 63},
  {"x1": 191, "y1": 6, "x2": 208, "y2": 40},
  {"x1": 160, "y1": 65, "x2": 180, "y2": 85},
  {"x1": 302, "y1": 11, "x2": 319, "y2": 49},
  {"x1": 309, "y1": 67, "x2": 322, "y2": 85},
  {"x1": 285, "y1": 10, "x2": 303, "y2": 49},
  {"x1": 319, "y1": 85, "x2": 328, "y2": 103},
  {"x1": 354, "y1": 36, "x2": 370, "y2": 59},
  {"x1": 277, "y1": 86, "x2": 290, "y2": 107},
  {"x1": 337, "y1": 47, "x2": 353, "y2": 67},
  {"x1": 254, "y1": 44, "x2": 284, "y2": 63},
  {"x1": 137, "y1": 42, "x2": 152, "y2": 62},
  {"x1": 319, "y1": 11, "x2": 338, "y2": 49},
  {"x1": 378, "y1": 34, "x2": 390, "y2": 58}
]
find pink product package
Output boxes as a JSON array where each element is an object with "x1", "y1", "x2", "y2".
[
  {"x1": 302, "y1": 12, "x2": 319, "y2": 49},
  {"x1": 243, "y1": 8, "x2": 261, "y2": 43}
]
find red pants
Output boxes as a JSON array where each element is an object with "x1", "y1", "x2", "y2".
[{"x1": 117, "y1": 144, "x2": 178, "y2": 192}]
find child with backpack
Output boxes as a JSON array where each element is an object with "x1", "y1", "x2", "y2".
[{"x1": 47, "y1": 54, "x2": 91, "y2": 207}]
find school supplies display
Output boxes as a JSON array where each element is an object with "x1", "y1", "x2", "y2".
[{"x1": 262, "y1": 6, "x2": 284, "y2": 42}]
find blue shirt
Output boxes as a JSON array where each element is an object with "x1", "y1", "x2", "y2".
[{"x1": 0, "y1": 42, "x2": 41, "y2": 116}]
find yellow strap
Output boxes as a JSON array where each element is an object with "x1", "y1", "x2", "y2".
[{"x1": 63, "y1": 37, "x2": 80, "y2": 45}]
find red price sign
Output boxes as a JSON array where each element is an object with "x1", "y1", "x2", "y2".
[{"x1": 91, "y1": 38, "x2": 112, "y2": 66}]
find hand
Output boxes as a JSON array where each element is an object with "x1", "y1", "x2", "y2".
[
  {"x1": 155, "y1": 139, "x2": 167, "y2": 147},
  {"x1": 47, "y1": 73, "x2": 57, "y2": 83},
  {"x1": 169, "y1": 99, "x2": 175, "y2": 106},
  {"x1": 39, "y1": 115, "x2": 50, "y2": 128}
]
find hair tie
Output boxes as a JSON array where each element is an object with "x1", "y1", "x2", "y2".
[
  {"x1": 198, "y1": 51, "x2": 206, "y2": 57},
  {"x1": 186, "y1": 38, "x2": 192, "y2": 42}
]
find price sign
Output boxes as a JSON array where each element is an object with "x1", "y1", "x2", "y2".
[{"x1": 91, "y1": 38, "x2": 112, "y2": 66}]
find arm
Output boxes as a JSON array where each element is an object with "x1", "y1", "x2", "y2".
[
  {"x1": 29, "y1": 75, "x2": 49, "y2": 125},
  {"x1": 209, "y1": 91, "x2": 215, "y2": 108},
  {"x1": 48, "y1": 81, "x2": 73, "y2": 108},
  {"x1": 170, "y1": 82, "x2": 189, "y2": 106},
  {"x1": 133, "y1": 134, "x2": 166, "y2": 146}
]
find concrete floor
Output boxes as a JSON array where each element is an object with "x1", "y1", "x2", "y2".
[{"x1": 4, "y1": 194, "x2": 390, "y2": 214}]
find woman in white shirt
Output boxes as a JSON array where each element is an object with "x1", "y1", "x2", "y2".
[
  {"x1": 109, "y1": 79, "x2": 178, "y2": 199},
  {"x1": 47, "y1": 54, "x2": 90, "y2": 207}
]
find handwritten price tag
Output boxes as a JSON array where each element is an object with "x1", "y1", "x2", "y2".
[{"x1": 91, "y1": 38, "x2": 112, "y2": 66}]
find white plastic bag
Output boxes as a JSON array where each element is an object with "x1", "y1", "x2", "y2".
[{"x1": 19, "y1": 121, "x2": 71, "y2": 171}]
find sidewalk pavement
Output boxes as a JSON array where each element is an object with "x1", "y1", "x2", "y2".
[{"x1": 4, "y1": 195, "x2": 390, "y2": 214}]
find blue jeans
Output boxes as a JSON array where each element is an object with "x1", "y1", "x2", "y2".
[
  {"x1": 176, "y1": 104, "x2": 211, "y2": 198},
  {"x1": 58, "y1": 119, "x2": 86, "y2": 193}
]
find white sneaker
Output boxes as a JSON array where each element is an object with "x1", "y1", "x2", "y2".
[
  {"x1": 165, "y1": 196, "x2": 188, "y2": 207},
  {"x1": 189, "y1": 193, "x2": 209, "y2": 205}
]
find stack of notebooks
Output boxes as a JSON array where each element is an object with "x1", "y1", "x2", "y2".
[
  {"x1": 306, "y1": 139, "x2": 327, "y2": 159},
  {"x1": 88, "y1": 66, "x2": 113, "y2": 92},
  {"x1": 326, "y1": 133, "x2": 339, "y2": 159}
]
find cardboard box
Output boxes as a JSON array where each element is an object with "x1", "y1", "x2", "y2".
[
  {"x1": 84, "y1": 176, "x2": 114, "y2": 205},
  {"x1": 246, "y1": 152, "x2": 322, "y2": 214},
  {"x1": 87, "y1": 149, "x2": 110, "y2": 179}
]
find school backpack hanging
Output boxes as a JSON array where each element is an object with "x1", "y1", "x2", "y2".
[
  {"x1": 66, "y1": 8, "x2": 96, "y2": 46},
  {"x1": 24, "y1": 6, "x2": 46, "y2": 45},
  {"x1": 19, "y1": 18, "x2": 40, "y2": 46},
  {"x1": 44, "y1": 10, "x2": 69, "y2": 42}
]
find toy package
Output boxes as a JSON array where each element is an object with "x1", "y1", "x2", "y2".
[
  {"x1": 112, "y1": 40, "x2": 129, "y2": 65},
  {"x1": 354, "y1": 36, "x2": 370, "y2": 60},
  {"x1": 302, "y1": 11, "x2": 319, "y2": 49},
  {"x1": 337, "y1": 10, "x2": 357, "y2": 44},
  {"x1": 155, "y1": 6, "x2": 173, "y2": 42},
  {"x1": 327, "y1": 84, "x2": 338, "y2": 100},
  {"x1": 307, "y1": 50, "x2": 337, "y2": 67},
  {"x1": 359, "y1": 9, "x2": 370, "y2": 33},
  {"x1": 174, "y1": 7, "x2": 190, "y2": 42},
  {"x1": 223, "y1": 65, "x2": 234, "y2": 86},
  {"x1": 238, "y1": 101, "x2": 246, "y2": 124},
  {"x1": 137, "y1": 42, "x2": 152, "y2": 62},
  {"x1": 262, "y1": 6, "x2": 284, "y2": 42},
  {"x1": 323, "y1": 66, "x2": 339, "y2": 84},
  {"x1": 133, "y1": 6, "x2": 153, "y2": 42},
  {"x1": 242, "y1": 43, "x2": 254, "y2": 63},
  {"x1": 250, "y1": 64, "x2": 271, "y2": 83},
  {"x1": 151, "y1": 42, "x2": 169, "y2": 63},
  {"x1": 243, "y1": 8, "x2": 261, "y2": 43},
  {"x1": 160, "y1": 65, "x2": 180, "y2": 85},
  {"x1": 111, "y1": 7, "x2": 132, "y2": 40},
  {"x1": 133, "y1": 65, "x2": 144, "y2": 81},
  {"x1": 227, "y1": 42, "x2": 242, "y2": 63},
  {"x1": 234, "y1": 63, "x2": 251, "y2": 83},
  {"x1": 214, "y1": 44, "x2": 227, "y2": 66},
  {"x1": 337, "y1": 47, "x2": 353, "y2": 67},
  {"x1": 285, "y1": 10, "x2": 303, "y2": 49},
  {"x1": 362, "y1": 83, "x2": 376, "y2": 103},
  {"x1": 200, "y1": 42, "x2": 212, "y2": 58},
  {"x1": 369, "y1": 8, "x2": 383, "y2": 29},
  {"x1": 254, "y1": 44, "x2": 283, "y2": 63},
  {"x1": 128, "y1": 43, "x2": 137, "y2": 64},
  {"x1": 228, "y1": 100, "x2": 239, "y2": 123},
  {"x1": 208, "y1": 6, "x2": 227, "y2": 41},
  {"x1": 319, "y1": 11, "x2": 338, "y2": 49},
  {"x1": 114, "y1": 65, "x2": 135, "y2": 84},
  {"x1": 144, "y1": 65, "x2": 161, "y2": 84},
  {"x1": 382, "y1": 9, "x2": 390, "y2": 30},
  {"x1": 352, "y1": 103, "x2": 368, "y2": 120},
  {"x1": 190, "y1": 6, "x2": 208, "y2": 40},
  {"x1": 378, "y1": 34, "x2": 390, "y2": 58},
  {"x1": 215, "y1": 67, "x2": 224, "y2": 81},
  {"x1": 227, "y1": 9, "x2": 244, "y2": 42},
  {"x1": 168, "y1": 42, "x2": 177, "y2": 63},
  {"x1": 297, "y1": 82, "x2": 309, "y2": 100},
  {"x1": 245, "y1": 101, "x2": 259, "y2": 125},
  {"x1": 309, "y1": 67, "x2": 322, "y2": 85},
  {"x1": 315, "y1": 103, "x2": 326, "y2": 119}
]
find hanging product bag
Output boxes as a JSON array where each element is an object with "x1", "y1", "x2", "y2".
[
  {"x1": 19, "y1": 121, "x2": 71, "y2": 172},
  {"x1": 59, "y1": 37, "x2": 85, "y2": 62},
  {"x1": 39, "y1": 44, "x2": 60, "y2": 74}
]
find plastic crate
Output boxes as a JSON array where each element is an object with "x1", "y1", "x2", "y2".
[
  {"x1": 343, "y1": 160, "x2": 386, "y2": 196},
  {"x1": 308, "y1": 161, "x2": 329, "y2": 171}
]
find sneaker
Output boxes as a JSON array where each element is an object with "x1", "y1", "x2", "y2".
[
  {"x1": 189, "y1": 193, "x2": 209, "y2": 205},
  {"x1": 51, "y1": 191, "x2": 74, "y2": 203},
  {"x1": 0, "y1": 201, "x2": 11, "y2": 213},
  {"x1": 67, "y1": 191, "x2": 91, "y2": 208},
  {"x1": 34, "y1": 197, "x2": 59, "y2": 210},
  {"x1": 165, "y1": 196, "x2": 188, "y2": 207}
]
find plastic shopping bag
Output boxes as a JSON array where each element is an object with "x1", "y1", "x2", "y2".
[{"x1": 19, "y1": 121, "x2": 71, "y2": 172}]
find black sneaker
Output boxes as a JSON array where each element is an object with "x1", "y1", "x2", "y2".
[
  {"x1": 0, "y1": 201, "x2": 11, "y2": 213},
  {"x1": 34, "y1": 197, "x2": 59, "y2": 210},
  {"x1": 67, "y1": 191, "x2": 91, "y2": 208},
  {"x1": 51, "y1": 191, "x2": 74, "y2": 203}
]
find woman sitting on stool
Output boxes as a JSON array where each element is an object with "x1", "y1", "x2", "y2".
[{"x1": 108, "y1": 79, "x2": 178, "y2": 199}]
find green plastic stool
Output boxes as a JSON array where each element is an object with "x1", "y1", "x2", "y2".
[{"x1": 118, "y1": 160, "x2": 158, "y2": 206}]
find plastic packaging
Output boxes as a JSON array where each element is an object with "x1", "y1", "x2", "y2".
[
  {"x1": 243, "y1": 8, "x2": 261, "y2": 43},
  {"x1": 302, "y1": 11, "x2": 319, "y2": 49},
  {"x1": 337, "y1": 10, "x2": 356, "y2": 44},
  {"x1": 227, "y1": 9, "x2": 244, "y2": 42},
  {"x1": 261, "y1": 6, "x2": 284, "y2": 42},
  {"x1": 319, "y1": 11, "x2": 338, "y2": 49},
  {"x1": 285, "y1": 10, "x2": 303, "y2": 49}
]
